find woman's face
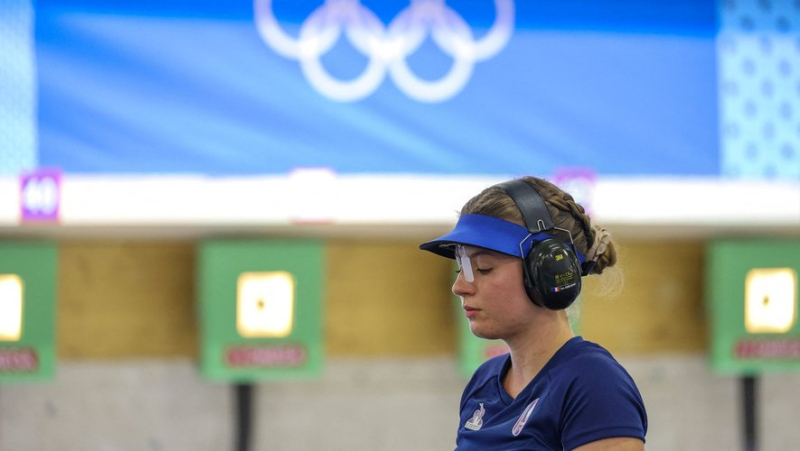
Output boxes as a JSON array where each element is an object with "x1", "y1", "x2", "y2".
[{"x1": 452, "y1": 245, "x2": 536, "y2": 340}]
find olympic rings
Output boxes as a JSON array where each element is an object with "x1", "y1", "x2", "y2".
[{"x1": 254, "y1": 0, "x2": 515, "y2": 102}]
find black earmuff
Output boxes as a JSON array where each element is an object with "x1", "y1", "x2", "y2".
[{"x1": 495, "y1": 180, "x2": 583, "y2": 310}]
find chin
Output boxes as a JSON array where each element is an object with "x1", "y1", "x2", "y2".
[{"x1": 469, "y1": 324, "x2": 502, "y2": 341}]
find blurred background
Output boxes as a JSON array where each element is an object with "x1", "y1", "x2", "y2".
[{"x1": 1, "y1": 0, "x2": 799, "y2": 450}]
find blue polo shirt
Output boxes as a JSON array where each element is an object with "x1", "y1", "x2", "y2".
[{"x1": 456, "y1": 336, "x2": 647, "y2": 450}]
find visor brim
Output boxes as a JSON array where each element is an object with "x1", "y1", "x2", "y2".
[{"x1": 419, "y1": 214, "x2": 553, "y2": 259}]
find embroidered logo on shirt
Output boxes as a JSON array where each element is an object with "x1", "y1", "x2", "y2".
[
  {"x1": 465, "y1": 403, "x2": 485, "y2": 431},
  {"x1": 511, "y1": 398, "x2": 539, "y2": 436}
]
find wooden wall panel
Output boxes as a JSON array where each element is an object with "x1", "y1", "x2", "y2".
[
  {"x1": 325, "y1": 240, "x2": 455, "y2": 356},
  {"x1": 580, "y1": 240, "x2": 707, "y2": 355},
  {"x1": 58, "y1": 242, "x2": 197, "y2": 359}
]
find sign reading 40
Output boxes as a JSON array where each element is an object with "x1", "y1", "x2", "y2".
[{"x1": 19, "y1": 169, "x2": 62, "y2": 223}]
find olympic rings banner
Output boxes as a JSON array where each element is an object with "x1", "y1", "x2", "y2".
[
  {"x1": 33, "y1": 0, "x2": 718, "y2": 176},
  {"x1": 254, "y1": 0, "x2": 514, "y2": 103}
]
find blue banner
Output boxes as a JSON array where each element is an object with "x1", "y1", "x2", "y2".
[
  {"x1": 35, "y1": 0, "x2": 719, "y2": 176},
  {"x1": 0, "y1": 0, "x2": 36, "y2": 175}
]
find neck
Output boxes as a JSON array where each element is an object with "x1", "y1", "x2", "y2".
[{"x1": 502, "y1": 308, "x2": 574, "y2": 398}]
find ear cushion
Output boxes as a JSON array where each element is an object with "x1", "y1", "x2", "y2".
[{"x1": 524, "y1": 239, "x2": 583, "y2": 310}]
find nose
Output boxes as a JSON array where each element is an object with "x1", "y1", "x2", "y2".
[{"x1": 452, "y1": 270, "x2": 475, "y2": 297}]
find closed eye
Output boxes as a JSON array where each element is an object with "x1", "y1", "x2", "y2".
[{"x1": 476, "y1": 268, "x2": 492, "y2": 275}]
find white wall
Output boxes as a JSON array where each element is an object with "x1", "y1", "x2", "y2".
[{"x1": 3, "y1": 176, "x2": 799, "y2": 240}]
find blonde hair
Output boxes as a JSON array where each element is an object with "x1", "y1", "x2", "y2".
[{"x1": 460, "y1": 176, "x2": 617, "y2": 274}]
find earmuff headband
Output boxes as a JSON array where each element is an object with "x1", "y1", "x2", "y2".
[{"x1": 494, "y1": 181, "x2": 553, "y2": 232}]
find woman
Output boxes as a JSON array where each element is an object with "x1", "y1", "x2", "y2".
[{"x1": 420, "y1": 176, "x2": 647, "y2": 450}]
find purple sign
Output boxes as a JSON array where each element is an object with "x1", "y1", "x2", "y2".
[
  {"x1": 19, "y1": 168, "x2": 62, "y2": 223},
  {"x1": 551, "y1": 168, "x2": 597, "y2": 215}
]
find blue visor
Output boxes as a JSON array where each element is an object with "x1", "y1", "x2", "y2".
[{"x1": 420, "y1": 214, "x2": 580, "y2": 260}]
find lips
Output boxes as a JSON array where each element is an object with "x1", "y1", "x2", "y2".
[{"x1": 463, "y1": 306, "x2": 480, "y2": 319}]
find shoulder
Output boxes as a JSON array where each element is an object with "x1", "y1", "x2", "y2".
[
  {"x1": 554, "y1": 339, "x2": 635, "y2": 385},
  {"x1": 555, "y1": 339, "x2": 648, "y2": 449},
  {"x1": 551, "y1": 339, "x2": 643, "y2": 410}
]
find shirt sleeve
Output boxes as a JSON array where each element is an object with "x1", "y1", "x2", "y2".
[{"x1": 559, "y1": 356, "x2": 648, "y2": 450}]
